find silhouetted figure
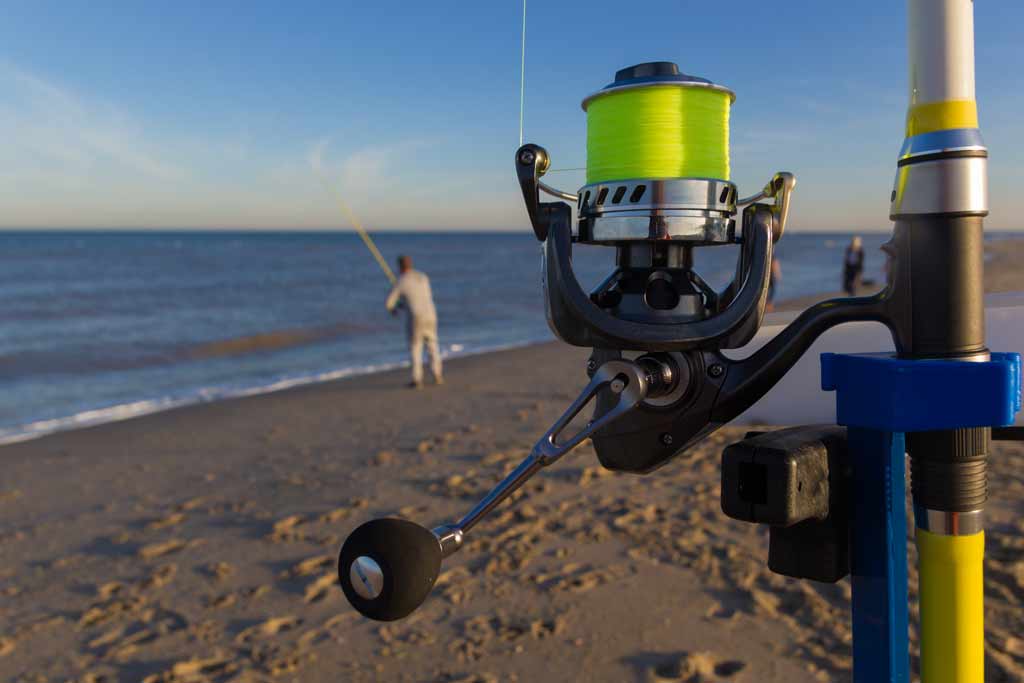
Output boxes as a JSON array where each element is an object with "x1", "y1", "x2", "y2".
[
  {"x1": 843, "y1": 236, "x2": 864, "y2": 296},
  {"x1": 386, "y1": 255, "x2": 443, "y2": 389}
]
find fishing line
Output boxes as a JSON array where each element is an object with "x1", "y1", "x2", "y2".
[{"x1": 518, "y1": 0, "x2": 527, "y2": 146}]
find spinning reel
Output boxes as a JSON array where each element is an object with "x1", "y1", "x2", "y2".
[{"x1": 338, "y1": 62, "x2": 915, "y2": 622}]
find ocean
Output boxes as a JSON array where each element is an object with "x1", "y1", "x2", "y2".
[{"x1": 0, "y1": 230, "x2": 897, "y2": 443}]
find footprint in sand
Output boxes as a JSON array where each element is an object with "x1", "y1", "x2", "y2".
[
  {"x1": 205, "y1": 584, "x2": 271, "y2": 610},
  {"x1": 175, "y1": 497, "x2": 206, "y2": 512},
  {"x1": 138, "y1": 539, "x2": 187, "y2": 560},
  {"x1": 303, "y1": 574, "x2": 337, "y2": 603},
  {"x1": 318, "y1": 507, "x2": 351, "y2": 524},
  {"x1": 234, "y1": 615, "x2": 302, "y2": 645},
  {"x1": 145, "y1": 513, "x2": 185, "y2": 531},
  {"x1": 204, "y1": 593, "x2": 237, "y2": 609},
  {"x1": 138, "y1": 564, "x2": 177, "y2": 590},
  {"x1": 140, "y1": 651, "x2": 235, "y2": 683},
  {"x1": 649, "y1": 651, "x2": 747, "y2": 682},
  {"x1": 279, "y1": 554, "x2": 332, "y2": 579},
  {"x1": 267, "y1": 515, "x2": 307, "y2": 542},
  {"x1": 373, "y1": 450, "x2": 396, "y2": 466},
  {"x1": 78, "y1": 596, "x2": 147, "y2": 628},
  {"x1": 96, "y1": 582, "x2": 124, "y2": 600},
  {"x1": 204, "y1": 561, "x2": 235, "y2": 580}
]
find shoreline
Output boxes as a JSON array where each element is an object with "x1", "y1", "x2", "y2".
[{"x1": 0, "y1": 336, "x2": 552, "y2": 448}]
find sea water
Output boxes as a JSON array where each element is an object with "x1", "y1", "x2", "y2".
[{"x1": 0, "y1": 230, "x2": 897, "y2": 443}]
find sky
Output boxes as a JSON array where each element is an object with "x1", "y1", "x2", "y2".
[{"x1": 0, "y1": 1, "x2": 1021, "y2": 232}]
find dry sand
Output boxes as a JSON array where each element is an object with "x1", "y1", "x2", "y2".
[{"x1": 1, "y1": 239, "x2": 1023, "y2": 683}]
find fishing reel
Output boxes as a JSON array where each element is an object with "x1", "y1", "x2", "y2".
[{"x1": 338, "y1": 62, "x2": 909, "y2": 622}]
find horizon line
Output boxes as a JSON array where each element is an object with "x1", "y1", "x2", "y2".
[{"x1": 0, "y1": 225, "x2": 992, "y2": 234}]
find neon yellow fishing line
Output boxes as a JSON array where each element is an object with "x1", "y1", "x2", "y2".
[{"x1": 585, "y1": 85, "x2": 731, "y2": 184}]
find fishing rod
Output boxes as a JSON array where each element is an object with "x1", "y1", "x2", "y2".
[
  {"x1": 336, "y1": 2, "x2": 1019, "y2": 681},
  {"x1": 315, "y1": 171, "x2": 396, "y2": 286}
]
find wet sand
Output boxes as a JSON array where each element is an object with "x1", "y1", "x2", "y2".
[{"x1": 1, "y1": 239, "x2": 1023, "y2": 682}]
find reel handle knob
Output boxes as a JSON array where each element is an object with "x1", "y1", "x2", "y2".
[{"x1": 337, "y1": 518, "x2": 442, "y2": 621}]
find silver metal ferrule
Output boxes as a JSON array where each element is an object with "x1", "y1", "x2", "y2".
[
  {"x1": 432, "y1": 524, "x2": 465, "y2": 559},
  {"x1": 914, "y1": 505, "x2": 984, "y2": 536},
  {"x1": 577, "y1": 177, "x2": 737, "y2": 245},
  {"x1": 890, "y1": 128, "x2": 988, "y2": 218}
]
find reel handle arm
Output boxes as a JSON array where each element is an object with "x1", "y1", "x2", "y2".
[
  {"x1": 337, "y1": 359, "x2": 650, "y2": 621},
  {"x1": 442, "y1": 358, "x2": 650, "y2": 545}
]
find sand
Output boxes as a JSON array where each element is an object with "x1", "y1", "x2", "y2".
[{"x1": 1, "y1": 238, "x2": 1023, "y2": 683}]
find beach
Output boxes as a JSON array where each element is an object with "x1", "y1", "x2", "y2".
[{"x1": 2, "y1": 239, "x2": 1024, "y2": 682}]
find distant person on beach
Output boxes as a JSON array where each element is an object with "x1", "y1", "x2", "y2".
[
  {"x1": 843, "y1": 236, "x2": 864, "y2": 296},
  {"x1": 386, "y1": 255, "x2": 443, "y2": 389},
  {"x1": 767, "y1": 256, "x2": 781, "y2": 311}
]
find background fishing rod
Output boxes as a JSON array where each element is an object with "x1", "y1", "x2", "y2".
[{"x1": 312, "y1": 162, "x2": 396, "y2": 287}]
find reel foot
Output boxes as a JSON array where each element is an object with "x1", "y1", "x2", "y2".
[{"x1": 337, "y1": 518, "x2": 442, "y2": 621}]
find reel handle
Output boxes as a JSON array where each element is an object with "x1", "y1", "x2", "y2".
[{"x1": 337, "y1": 518, "x2": 442, "y2": 621}]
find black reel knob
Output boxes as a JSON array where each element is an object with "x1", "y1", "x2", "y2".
[{"x1": 337, "y1": 517, "x2": 442, "y2": 621}]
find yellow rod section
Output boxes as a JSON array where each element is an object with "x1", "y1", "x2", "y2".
[
  {"x1": 905, "y1": 99, "x2": 978, "y2": 136},
  {"x1": 916, "y1": 528, "x2": 985, "y2": 683}
]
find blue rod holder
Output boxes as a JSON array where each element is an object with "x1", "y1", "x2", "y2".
[
  {"x1": 847, "y1": 427, "x2": 909, "y2": 683},
  {"x1": 822, "y1": 350, "x2": 1020, "y2": 682}
]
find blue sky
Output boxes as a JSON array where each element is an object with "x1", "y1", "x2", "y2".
[{"x1": 1, "y1": 1, "x2": 1021, "y2": 231}]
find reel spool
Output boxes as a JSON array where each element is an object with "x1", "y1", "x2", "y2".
[{"x1": 583, "y1": 61, "x2": 733, "y2": 184}]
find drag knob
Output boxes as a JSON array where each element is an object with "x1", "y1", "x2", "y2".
[{"x1": 337, "y1": 518, "x2": 442, "y2": 621}]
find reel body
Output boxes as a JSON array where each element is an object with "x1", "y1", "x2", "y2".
[{"x1": 518, "y1": 128, "x2": 794, "y2": 473}]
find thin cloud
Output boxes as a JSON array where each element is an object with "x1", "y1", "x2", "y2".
[
  {"x1": 308, "y1": 137, "x2": 436, "y2": 198},
  {"x1": 0, "y1": 61, "x2": 185, "y2": 182}
]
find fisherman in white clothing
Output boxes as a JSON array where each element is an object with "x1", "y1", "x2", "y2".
[{"x1": 385, "y1": 255, "x2": 443, "y2": 388}]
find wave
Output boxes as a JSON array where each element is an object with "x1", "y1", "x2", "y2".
[{"x1": 0, "y1": 336, "x2": 550, "y2": 447}]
